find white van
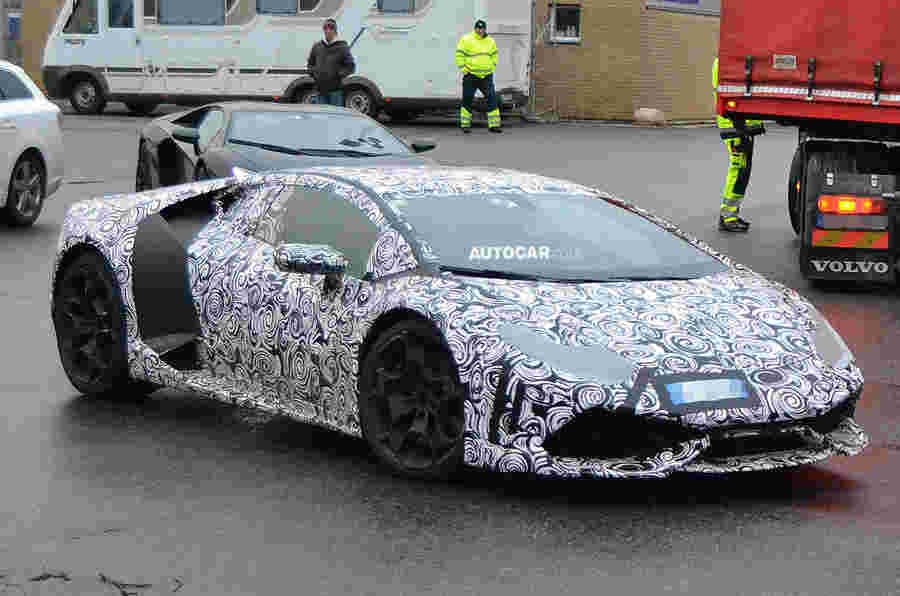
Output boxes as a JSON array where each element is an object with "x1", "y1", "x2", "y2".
[{"x1": 41, "y1": 0, "x2": 532, "y2": 118}]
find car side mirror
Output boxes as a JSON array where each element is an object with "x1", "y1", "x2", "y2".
[
  {"x1": 274, "y1": 243, "x2": 350, "y2": 276},
  {"x1": 172, "y1": 125, "x2": 200, "y2": 150},
  {"x1": 409, "y1": 137, "x2": 437, "y2": 153}
]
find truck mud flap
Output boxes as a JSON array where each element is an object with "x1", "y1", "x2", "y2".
[{"x1": 131, "y1": 213, "x2": 201, "y2": 353}]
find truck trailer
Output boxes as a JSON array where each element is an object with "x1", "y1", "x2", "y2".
[{"x1": 716, "y1": 0, "x2": 900, "y2": 283}]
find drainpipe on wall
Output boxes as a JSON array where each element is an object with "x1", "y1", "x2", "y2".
[{"x1": 0, "y1": 0, "x2": 8, "y2": 60}]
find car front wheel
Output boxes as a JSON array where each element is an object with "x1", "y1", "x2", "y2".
[
  {"x1": 4, "y1": 154, "x2": 45, "y2": 227},
  {"x1": 53, "y1": 250, "x2": 155, "y2": 398},
  {"x1": 358, "y1": 318, "x2": 465, "y2": 479}
]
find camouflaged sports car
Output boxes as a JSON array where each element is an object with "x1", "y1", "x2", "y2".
[{"x1": 51, "y1": 166, "x2": 868, "y2": 479}]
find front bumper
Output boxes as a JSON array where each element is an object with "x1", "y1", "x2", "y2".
[{"x1": 462, "y1": 401, "x2": 868, "y2": 479}]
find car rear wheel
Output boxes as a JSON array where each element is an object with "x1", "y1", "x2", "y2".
[
  {"x1": 70, "y1": 78, "x2": 106, "y2": 115},
  {"x1": 4, "y1": 154, "x2": 45, "y2": 227},
  {"x1": 358, "y1": 319, "x2": 465, "y2": 479},
  {"x1": 345, "y1": 88, "x2": 375, "y2": 116},
  {"x1": 53, "y1": 250, "x2": 155, "y2": 398}
]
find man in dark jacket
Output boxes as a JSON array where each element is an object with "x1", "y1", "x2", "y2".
[{"x1": 307, "y1": 18, "x2": 356, "y2": 107}]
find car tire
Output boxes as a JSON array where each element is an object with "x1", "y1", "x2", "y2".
[
  {"x1": 126, "y1": 102, "x2": 159, "y2": 117},
  {"x1": 52, "y1": 250, "x2": 156, "y2": 398},
  {"x1": 345, "y1": 88, "x2": 376, "y2": 116},
  {"x1": 70, "y1": 78, "x2": 106, "y2": 115},
  {"x1": 4, "y1": 153, "x2": 45, "y2": 227},
  {"x1": 135, "y1": 142, "x2": 153, "y2": 191},
  {"x1": 788, "y1": 146, "x2": 803, "y2": 236},
  {"x1": 358, "y1": 318, "x2": 465, "y2": 480}
]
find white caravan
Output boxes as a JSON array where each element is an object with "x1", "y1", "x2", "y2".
[{"x1": 41, "y1": 0, "x2": 532, "y2": 117}]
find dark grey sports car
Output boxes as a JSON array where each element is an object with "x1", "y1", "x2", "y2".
[{"x1": 134, "y1": 101, "x2": 437, "y2": 191}]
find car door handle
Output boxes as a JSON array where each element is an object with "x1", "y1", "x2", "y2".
[{"x1": 0, "y1": 120, "x2": 16, "y2": 131}]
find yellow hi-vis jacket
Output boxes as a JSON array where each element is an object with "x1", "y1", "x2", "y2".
[
  {"x1": 713, "y1": 57, "x2": 762, "y2": 129},
  {"x1": 456, "y1": 32, "x2": 498, "y2": 78}
]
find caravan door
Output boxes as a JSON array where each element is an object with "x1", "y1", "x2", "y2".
[{"x1": 103, "y1": 0, "x2": 144, "y2": 92}]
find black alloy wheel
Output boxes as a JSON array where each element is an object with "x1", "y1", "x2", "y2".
[
  {"x1": 53, "y1": 251, "x2": 154, "y2": 398},
  {"x1": 359, "y1": 319, "x2": 465, "y2": 479},
  {"x1": 4, "y1": 154, "x2": 45, "y2": 227}
]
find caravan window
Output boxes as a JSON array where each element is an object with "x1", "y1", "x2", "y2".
[
  {"x1": 158, "y1": 0, "x2": 226, "y2": 25},
  {"x1": 63, "y1": 0, "x2": 99, "y2": 34},
  {"x1": 109, "y1": 0, "x2": 134, "y2": 28},
  {"x1": 257, "y1": 0, "x2": 319, "y2": 14},
  {"x1": 377, "y1": 0, "x2": 414, "y2": 12}
]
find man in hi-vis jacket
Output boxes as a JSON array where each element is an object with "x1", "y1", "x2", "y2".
[{"x1": 455, "y1": 20, "x2": 502, "y2": 134}]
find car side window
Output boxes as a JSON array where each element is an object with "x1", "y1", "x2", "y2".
[
  {"x1": 0, "y1": 69, "x2": 34, "y2": 101},
  {"x1": 196, "y1": 109, "x2": 225, "y2": 153},
  {"x1": 255, "y1": 188, "x2": 381, "y2": 279}
]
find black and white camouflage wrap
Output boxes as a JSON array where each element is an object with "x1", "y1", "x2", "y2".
[{"x1": 52, "y1": 166, "x2": 869, "y2": 479}]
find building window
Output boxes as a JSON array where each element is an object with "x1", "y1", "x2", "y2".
[
  {"x1": 549, "y1": 4, "x2": 581, "y2": 43},
  {"x1": 377, "y1": 0, "x2": 414, "y2": 13}
]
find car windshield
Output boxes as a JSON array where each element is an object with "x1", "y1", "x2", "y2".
[
  {"x1": 387, "y1": 193, "x2": 728, "y2": 282},
  {"x1": 226, "y1": 111, "x2": 411, "y2": 156}
]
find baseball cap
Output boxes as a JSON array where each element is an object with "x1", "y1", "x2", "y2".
[{"x1": 323, "y1": 18, "x2": 337, "y2": 30}]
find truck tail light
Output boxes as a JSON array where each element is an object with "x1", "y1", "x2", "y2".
[{"x1": 817, "y1": 195, "x2": 886, "y2": 215}]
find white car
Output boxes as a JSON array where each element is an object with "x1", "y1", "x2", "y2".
[{"x1": 0, "y1": 60, "x2": 64, "y2": 227}]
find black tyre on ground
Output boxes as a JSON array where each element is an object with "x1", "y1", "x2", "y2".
[
  {"x1": 345, "y1": 88, "x2": 376, "y2": 116},
  {"x1": 358, "y1": 318, "x2": 466, "y2": 479},
  {"x1": 4, "y1": 153, "x2": 45, "y2": 227},
  {"x1": 788, "y1": 147, "x2": 803, "y2": 235},
  {"x1": 295, "y1": 88, "x2": 318, "y2": 104},
  {"x1": 126, "y1": 102, "x2": 159, "y2": 117},
  {"x1": 52, "y1": 250, "x2": 156, "y2": 398},
  {"x1": 69, "y1": 78, "x2": 106, "y2": 115}
]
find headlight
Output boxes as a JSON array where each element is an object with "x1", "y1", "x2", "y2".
[
  {"x1": 810, "y1": 309, "x2": 853, "y2": 370},
  {"x1": 232, "y1": 166, "x2": 254, "y2": 180}
]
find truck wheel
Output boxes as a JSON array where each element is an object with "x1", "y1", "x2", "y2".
[
  {"x1": 788, "y1": 147, "x2": 803, "y2": 235},
  {"x1": 70, "y1": 78, "x2": 106, "y2": 115}
]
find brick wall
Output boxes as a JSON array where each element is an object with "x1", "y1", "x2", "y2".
[
  {"x1": 533, "y1": 1, "x2": 642, "y2": 121},
  {"x1": 637, "y1": 6, "x2": 719, "y2": 121}
]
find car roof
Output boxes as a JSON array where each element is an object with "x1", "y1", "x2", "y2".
[
  {"x1": 217, "y1": 101, "x2": 361, "y2": 115},
  {"x1": 280, "y1": 165, "x2": 602, "y2": 200}
]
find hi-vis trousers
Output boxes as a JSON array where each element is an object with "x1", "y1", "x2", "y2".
[{"x1": 460, "y1": 73, "x2": 501, "y2": 130}]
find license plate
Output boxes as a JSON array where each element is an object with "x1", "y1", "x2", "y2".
[{"x1": 653, "y1": 373, "x2": 761, "y2": 414}]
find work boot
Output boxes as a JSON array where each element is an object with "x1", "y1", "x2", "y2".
[
  {"x1": 462, "y1": 128, "x2": 471, "y2": 134},
  {"x1": 718, "y1": 215, "x2": 750, "y2": 232},
  {"x1": 489, "y1": 127, "x2": 503, "y2": 133}
]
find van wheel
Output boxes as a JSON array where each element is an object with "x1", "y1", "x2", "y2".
[
  {"x1": 126, "y1": 102, "x2": 159, "y2": 117},
  {"x1": 70, "y1": 78, "x2": 106, "y2": 115},
  {"x1": 345, "y1": 88, "x2": 375, "y2": 116}
]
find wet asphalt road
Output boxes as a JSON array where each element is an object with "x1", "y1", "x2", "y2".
[{"x1": 0, "y1": 104, "x2": 898, "y2": 595}]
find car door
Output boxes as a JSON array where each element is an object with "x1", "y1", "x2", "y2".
[
  {"x1": 240, "y1": 184, "x2": 383, "y2": 427},
  {"x1": 0, "y1": 68, "x2": 33, "y2": 206}
]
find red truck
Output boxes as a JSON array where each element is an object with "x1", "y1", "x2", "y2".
[{"x1": 716, "y1": 0, "x2": 900, "y2": 282}]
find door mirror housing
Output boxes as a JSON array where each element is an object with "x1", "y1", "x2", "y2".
[
  {"x1": 409, "y1": 137, "x2": 437, "y2": 153},
  {"x1": 274, "y1": 243, "x2": 350, "y2": 275}
]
